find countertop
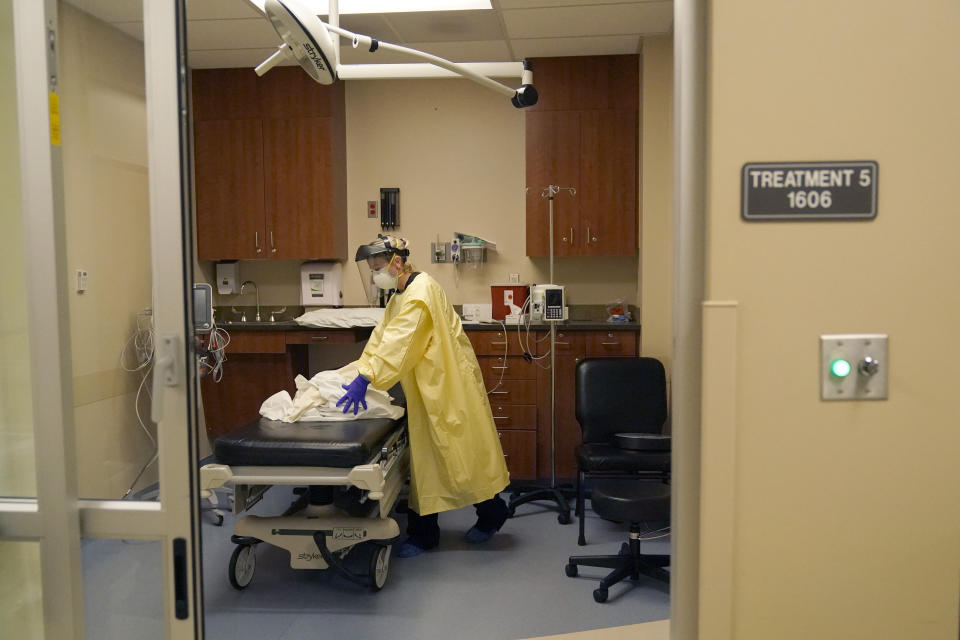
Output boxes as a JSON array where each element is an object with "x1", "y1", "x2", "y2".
[{"x1": 214, "y1": 305, "x2": 640, "y2": 332}]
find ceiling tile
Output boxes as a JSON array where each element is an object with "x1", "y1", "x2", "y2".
[
  {"x1": 511, "y1": 34, "x2": 640, "y2": 58},
  {"x1": 187, "y1": 17, "x2": 280, "y2": 50},
  {"x1": 186, "y1": 0, "x2": 263, "y2": 21},
  {"x1": 337, "y1": 14, "x2": 404, "y2": 41},
  {"x1": 339, "y1": 38, "x2": 512, "y2": 64},
  {"x1": 384, "y1": 10, "x2": 504, "y2": 43},
  {"x1": 503, "y1": 2, "x2": 672, "y2": 39}
]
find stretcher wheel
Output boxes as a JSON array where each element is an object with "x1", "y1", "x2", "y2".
[
  {"x1": 368, "y1": 544, "x2": 391, "y2": 591},
  {"x1": 228, "y1": 544, "x2": 256, "y2": 590}
]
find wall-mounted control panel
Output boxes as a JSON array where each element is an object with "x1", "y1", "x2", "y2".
[{"x1": 820, "y1": 333, "x2": 888, "y2": 401}]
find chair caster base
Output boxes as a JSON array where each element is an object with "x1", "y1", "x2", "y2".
[
  {"x1": 565, "y1": 563, "x2": 578, "y2": 577},
  {"x1": 593, "y1": 588, "x2": 608, "y2": 603}
]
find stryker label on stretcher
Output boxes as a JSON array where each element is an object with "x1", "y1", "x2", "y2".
[{"x1": 742, "y1": 161, "x2": 878, "y2": 221}]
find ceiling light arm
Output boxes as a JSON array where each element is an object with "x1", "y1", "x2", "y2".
[
  {"x1": 324, "y1": 23, "x2": 537, "y2": 107},
  {"x1": 257, "y1": 0, "x2": 537, "y2": 108}
]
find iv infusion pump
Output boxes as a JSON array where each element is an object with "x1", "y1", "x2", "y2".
[{"x1": 530, "y1": 284, "x2": 567, "y2": 322}]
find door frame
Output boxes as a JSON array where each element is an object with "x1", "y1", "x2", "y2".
[{"x1": 0, "y1": 1, "x2": 202, "y2": 638}]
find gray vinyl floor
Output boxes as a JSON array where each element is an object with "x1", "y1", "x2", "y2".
[{"x1": 83, "y1": 488, "x2": 670, "y2": 640}]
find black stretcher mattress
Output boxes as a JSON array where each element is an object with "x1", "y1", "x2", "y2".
[{"x1": 214, "y1": 417, "x2": 404, "y2": 468}]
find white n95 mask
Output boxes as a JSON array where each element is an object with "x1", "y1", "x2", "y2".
[{"x1": 372, "y1": 267, "x2": 398, "y2": 291}]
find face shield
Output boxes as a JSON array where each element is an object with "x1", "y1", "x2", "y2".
[{"x1": 354, "y1": 244, "x2": 396, "y2": 305}]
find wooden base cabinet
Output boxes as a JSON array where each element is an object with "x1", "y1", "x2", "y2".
[
  {"x1": 467, "y1": 328, "x2": 639, "y2": 482},
  {"x1": 467, "y1": 329, "x2": 539, "y2": 480},
  {"x1": 536, "y1": 330, "x2": 638, "y2": 479}
]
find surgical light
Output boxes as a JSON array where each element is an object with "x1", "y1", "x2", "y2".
[{"x1": 254, "y1": 0, "x2": 538, "y2": 108}]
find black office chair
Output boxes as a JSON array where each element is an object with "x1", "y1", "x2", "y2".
[
  {"x1": 565, "y1": 478, "x2": 670, "y2": 602},
  {"x1": 574, "y1": 357, "x2": 670, "y2": 545}
]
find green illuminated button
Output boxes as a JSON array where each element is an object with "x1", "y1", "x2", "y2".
[{"x1": 830, "y1": 359, "x2": 852, "y2": 378}]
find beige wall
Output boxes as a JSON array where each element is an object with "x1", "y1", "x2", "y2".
[
  {"x1": 59, "y1": 3, "x2": 157, "y2": 499},
  {"x1": 639, "y1": 35, "x2": 674, "y2": 379},
  {"x1": 207, "y1": 75, "x2": 642, "y2": 309},
  {"x1": 700, "y1": 2, "x2": 960, "y2": 639}
]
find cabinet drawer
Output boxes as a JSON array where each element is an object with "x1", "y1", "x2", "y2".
[
  {"x1": 586, "y1": 331, "x2": 637, "y2": 356},
  {"x1": 539, "y1": 330, "x2": 586, "y2": 355},
  {"x1": 489, "y1": 404, "x2": 536, "y2": 430},
  {"x1": 227, "y1": 331, "x2": 286, "y2": 354},
  {"x1": 285, "y1": 330, "x2": 356, "y2": 345},
  {"x1": 498, "y1": 430, "x2": 536, "y2": 480},
  {"x1": 477, "y1": 355, "x2": 537, "y2": 380},
  {"x1": 484, "y1": 379, "x2": 537, "y2": 404},
  {"x1": 467, "y1": 330, "x2": 525, "y2": 356}
]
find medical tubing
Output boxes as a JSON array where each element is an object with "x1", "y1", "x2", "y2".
[
  {"x1": 325, "y1": 24, "x2": 518, "y2": 99},
  {"x1": 312, "y1": 532, "x2": 372, "y2": 588},
  {"x1": 485, "y1": 320, "x2": 510, "y2": 395}
]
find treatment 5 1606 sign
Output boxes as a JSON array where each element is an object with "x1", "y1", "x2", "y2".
[{"x1": 741, "y1": 161, "x2": 878, "y2": 221}]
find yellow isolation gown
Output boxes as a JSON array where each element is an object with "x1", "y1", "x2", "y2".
[{"x1": 354, "y1": 272, "x2": 510, "y2": 515}]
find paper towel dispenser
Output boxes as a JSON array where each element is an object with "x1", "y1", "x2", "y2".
[{"x1": 300, "y1": 262, "x2": 343, "y2": 306}]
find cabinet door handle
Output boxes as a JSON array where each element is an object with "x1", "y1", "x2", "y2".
[
  {"x1": 587, "y1": 225, "x2": 598, "y2": 245},
  {"x1": 490, "y1": 391, "x2": 508, "y2": 395},
  {"x1": 311, "y1": 335, "x2": 328, "y2": 341},
  {"x1": 255, "y1": 231, "x2": 262, "y2": 253},
  {"x1": 493, "y1": 416, "x2": 508, "y2": 420},
  {"x1": 491, "y1": 366, "x2": 508, "y2": 370},
  {"x1": 569, "y1": 227, "x2": 575, "y2": 245},
  {"x1": 555, "y1": 341, "x2": 570, "y2": 346},
  {"x1": 601, "y1": 342, "x2": 620, "y2": 346},
  {"x1": 270, "y1": 231, "x2": 276, "y2": 254}
]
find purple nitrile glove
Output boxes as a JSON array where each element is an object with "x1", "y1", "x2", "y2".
[{"x1": 336, "y1": 374, "x2": 370, "y2": 415}]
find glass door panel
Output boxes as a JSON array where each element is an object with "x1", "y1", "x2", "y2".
[
  {"x1": 0, "y1": 541, "x2": 45, "y2": 639},
  {"x1": 57, "y1": 0, "x2": 159, "y2": 502},
  {"x1": 0, "y1": 0, "x2": 35, "y2": 500}
]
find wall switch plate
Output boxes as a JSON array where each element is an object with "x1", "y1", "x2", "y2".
[
  {"x1": 820, "y1": 333, "x2": 888, "y2": 401},
  {"x1": 76, "y1": 269, "x2": 88, "y2": 293},
  {"x1": 508, "y1": 273, "x2": 520, "y2": 283}
]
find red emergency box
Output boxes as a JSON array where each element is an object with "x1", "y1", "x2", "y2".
[{"x1": 491, "y1": 284, "x2": 529, "y2": 321}]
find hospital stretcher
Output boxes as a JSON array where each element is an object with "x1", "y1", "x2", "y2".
[{"x1": 200, "y1": 411, "x2": 409, "y2": 592}]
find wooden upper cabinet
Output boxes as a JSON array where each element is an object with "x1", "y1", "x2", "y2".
[
  {"x1": 192, "y1": 67, "x2": 346, "y2": 261},
  {"x1": 579, "y1": 110, "x2": 637, "y2": 256},
  {"x1": 525, "y1": 55, "x2": 639, "y2": 257},
  {"x1": 194, "y1": 119, "x2": 265, "y2": 259},
  {"x1": 525, "y1": 111, "x2": 580, "y2": 257},
  {"x1": 527, "y1": 55, "x2": 639, "y2": 112}
]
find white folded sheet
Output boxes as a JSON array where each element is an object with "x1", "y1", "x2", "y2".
[
  {"x1": 259, "y1": 364, "x2": 404, "y2": 422},
  {"x1": 294, "y1": 307, "x2": 386, "y2": 328}
]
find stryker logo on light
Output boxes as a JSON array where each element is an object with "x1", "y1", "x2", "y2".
[{"x1": 302, "y1": 42, "x2": 325, "y2": 71}]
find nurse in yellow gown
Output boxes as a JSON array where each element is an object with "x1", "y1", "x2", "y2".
[{"x1": 337, "y1": 235, "x2": 511, "y2": 557}]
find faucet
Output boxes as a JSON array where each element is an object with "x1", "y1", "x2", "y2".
[{"x1": 239, "y1": 280, "x2": 260, "y2": 322}]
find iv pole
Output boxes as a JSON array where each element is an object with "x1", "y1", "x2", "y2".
[{"x1": 507, "y1": 185, "x2": 576, "y2": 523}]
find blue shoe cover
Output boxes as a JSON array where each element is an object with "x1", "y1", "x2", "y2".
[
  {"x1": 464, "y1": 526, "x2": 495, "y2": 544},
  {"x1": 395, "y1": 540, "x2": 428, "y2": 558}
]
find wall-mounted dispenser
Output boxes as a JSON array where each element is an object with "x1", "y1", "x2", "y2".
[
  {"x1": 216, "y1": 261, "x2": 239, "y2": 295},
  {"x1": 300, "y1": 262, "x2": 343, "y2": 307}
]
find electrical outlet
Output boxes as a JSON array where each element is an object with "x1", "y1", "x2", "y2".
[{"x1": 508, "y1": 273, "x2": 520, "y2": 283}]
